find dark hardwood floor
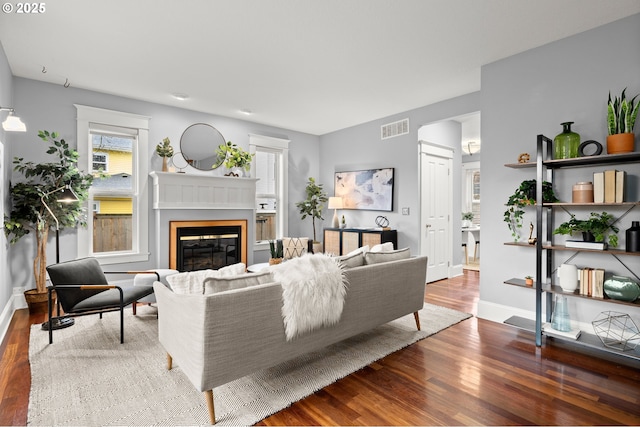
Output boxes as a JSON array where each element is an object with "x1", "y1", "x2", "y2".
[{"x1": 1, "y1": 270, "x2": 639, "y2": 425}]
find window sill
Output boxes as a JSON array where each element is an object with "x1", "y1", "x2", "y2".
[{"x1": 93, "y1": 252, "x2": 150, "y2": 266}]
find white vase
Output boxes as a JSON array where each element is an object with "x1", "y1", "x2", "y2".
[{"x1": 558, "y1": 264, "x2": 578, "y2": 292}]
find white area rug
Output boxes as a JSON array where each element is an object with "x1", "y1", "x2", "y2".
[{"x1": 28, "y1": 304, "x2": 471, "y2": 426}]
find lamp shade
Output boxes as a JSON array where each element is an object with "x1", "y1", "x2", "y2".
[
  {"x1": 57, "y1": 186, "x2": 79, "y2": 203},
  {"x1": 2, "y1": 113, "x2": 26, "y2": 132},
  {"x1": 328, "y1": 197, "x2": 343, "y2": 210}
]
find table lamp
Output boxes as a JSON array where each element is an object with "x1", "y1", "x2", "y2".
[{"x1": 328, "y1": 197, "x2": 343, "y2": 228}]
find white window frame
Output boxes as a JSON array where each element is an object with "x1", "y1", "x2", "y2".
[
  {"x1": 249, "y1": 134, "x2": 289, "y2": 251},
  {"x1": 92, "y1": 151, "x2": 109, "y2": 173},
  {"x1": 75, "y1": 105, "x2": 150, "y2": 265}
]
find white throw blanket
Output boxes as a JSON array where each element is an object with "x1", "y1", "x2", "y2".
[{"x1": 271, "y1": 253, "x2": 347, "y2": 341}]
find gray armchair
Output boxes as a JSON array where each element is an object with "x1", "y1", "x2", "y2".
[{"x1": 45, "y1": 257, "x2": 157, "y2": 344}]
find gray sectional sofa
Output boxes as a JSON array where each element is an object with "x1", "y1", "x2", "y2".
[{"x1": 153, "y1": 255, "x2": 428, "y2": 424}]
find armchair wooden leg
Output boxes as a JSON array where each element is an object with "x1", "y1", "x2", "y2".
[
  {"x1": 132, "y1": 301, "x2": 137, "y2": 315},
  {"x1": 414, "y1": 312, "x2": 421, "y2": 331},
  {"x1": 204, "y1": 390, "x2": 216, "y2": 424},
  {"x1": 167, "y1": 353, "x2": 173, "y2": 370}
]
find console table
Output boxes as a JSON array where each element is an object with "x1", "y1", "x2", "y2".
[{"x1": 323, "y1": 228, "x2": 397, "y2": 255}]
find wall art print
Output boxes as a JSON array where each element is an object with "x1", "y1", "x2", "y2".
[{"x1": 334, "y1": 168, "x2": 394, "y2": 211}]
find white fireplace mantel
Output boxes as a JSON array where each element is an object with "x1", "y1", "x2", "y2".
[{"x1": 150, "y1": 171, "x2": 257, "y2": 210}]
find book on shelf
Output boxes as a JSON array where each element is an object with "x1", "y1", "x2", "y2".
[
  {"x1": 603, "y1": 169, "x2": 616, "y2": 203},
  {"x1": 593, "y1": 171, "x2": 604, "y2": 203},
  {"x1": 542, "y1": 323, "x2": 581, "y2": 340},
  {"x1": 565, "y1": 240, "x2": 607, "y2": 250},
  {"x1": 592, "y1": 268, "x2": 605, "y2": 298},
  {"x1": 578, "y1": 267, "x2": 604, "y2": 297},
  {"x1": 615, "y1": 170, "x2": 625, "y2": 203}
]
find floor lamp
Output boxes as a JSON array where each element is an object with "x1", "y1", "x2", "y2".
[
  {"x1": 328, "y1": 197, "x2": 343, "y2": 228},
  {"x1": 40, "y1": 184, "x2": 79, "y2": 331}
]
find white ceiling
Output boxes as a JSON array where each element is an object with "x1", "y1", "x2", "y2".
[{"x1": 1, "y1": 0, "x2": 639, "y2": 136}]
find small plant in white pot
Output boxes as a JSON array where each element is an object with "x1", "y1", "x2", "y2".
[{"x1": 462, "y1": 211, "x2": 474, "y2": 228}]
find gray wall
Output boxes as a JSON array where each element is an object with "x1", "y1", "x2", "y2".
[
  {"x1": 479, "y1": 13, "x2": 640, "y2": 325},
  {"x1": 7, "y1": 77, "x2": 320, "y2": 289},
  {"x1": 319, "y1": 92, "x2": 480, "y2": 263},
  {"x1": 0, "y1": 41, "x2": 14, "y2": 332}
]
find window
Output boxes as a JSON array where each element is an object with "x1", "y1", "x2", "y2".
[
  {"x1": 92, "y1": 152, "x2": 108, "y2": 172},
  {"x1": 75, "y1": 105, "x2": 150, "y2": 264},
  {"x1": 249, "y1": 134, "x2": 289, "y2": 248}
]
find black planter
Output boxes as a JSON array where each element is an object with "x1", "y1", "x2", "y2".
[{"x1": 582, "y1": 231, "x2": 595, "y2": 242}]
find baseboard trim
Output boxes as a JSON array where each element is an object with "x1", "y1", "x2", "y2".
[
  {"x1": 477, "y1": 299, "x2": 595, "y2": 334},
  {"x1": 0, "y1": 287, "x2": 28, "y2": 347}
]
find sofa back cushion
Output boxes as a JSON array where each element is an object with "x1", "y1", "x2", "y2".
[
  {"x1": 364, "y1": 247, "x2": 411, "y2": 265},
  {"x1": 204, "y1": 270, "x2": 274, "y2": 294},
  {"x1": 335, "y1": 251, "x2": 365, "y2": 268},
  {"x1": 167, "y1": 263, "x2": 247, "y2": 294}
]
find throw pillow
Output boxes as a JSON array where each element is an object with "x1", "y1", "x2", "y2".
[
  {"x1": 204, "y1": 270, "x2": 274, "y2": 294},
  {"x1": 283, "y1": 237, "x2": 309, "y2": 259},
  {"x1": 166, "y1": 263, "x2": 247, "y2": 294},
  {"x1": 334, "y1": 251, "x2": 365, "y2": 268},
  {"x1": 346, "y1": 245, "x2": 369, "y2": 256},
  {"x1": 364, "y1": 247, "x2": 410, "y2": 265},
  {"x1": 370, "y1": 242, "x2": 395, "y2": 252}
]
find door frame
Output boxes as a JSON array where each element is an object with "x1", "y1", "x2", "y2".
[{"x1": 419, "y1": 141, "x2": 454, "y2": 281}]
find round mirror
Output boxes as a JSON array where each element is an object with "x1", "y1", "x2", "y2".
[{"x1": 179, "y1": 123, "x2": 226, "y2": 170}]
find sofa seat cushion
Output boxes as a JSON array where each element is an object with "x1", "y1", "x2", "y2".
[
  {"x1": 364, "y1": 247, "x2": 410, "y2": 265},
  {"x1": 204, "y1": 270, "x2": 274, "y2": 294}
]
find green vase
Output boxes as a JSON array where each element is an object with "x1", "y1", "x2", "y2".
[{"x1": 553, "y1": 122, "x2": 580, "y2": 159}]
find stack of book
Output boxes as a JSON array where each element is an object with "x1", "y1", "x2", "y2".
[
  {"x1": 593, "y1": 169, "x2": 625, "y2": 203},
  {"x1": 565, "y1": 240, "x2": 607, "y2": 250},
  {"x1": 578, "y1": 267, "x2": 605, "y2": 297}
]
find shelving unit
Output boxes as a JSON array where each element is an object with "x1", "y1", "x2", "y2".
[{"x1": 504, "y1": 134, "x2": 640, "y2": 361}]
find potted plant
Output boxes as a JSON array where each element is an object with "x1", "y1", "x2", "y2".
[
  {"x1": 462, "y1": 211, "x2": 474, "y2": 228},
  {"x1": 295, "y1": 177, "x2": 328, "y2": 252},
  {"x1": 606, "y1": 88, "x2": 639, "y2": 154},
  {"x1": 268, "y1": 239, "x2": 283, "y2": 265},
  {"x1": 215, "y1": 141, "x2": 254, "y2": 176},
  {"x1": 525, "y1": 276, "x2": 534, "y2": 286},
  {"x1": 3, "y1": 131, "x2": 94, "y2": 311},
  {"x1": 504, "y1": 179, "x2": 558, "y2": 241},
  {"x1": 553, "y1": 211, "x2": 619, "y2": 247},
  {"x1": 155, "y1": 137, "x2": 174, "y2": 172}
]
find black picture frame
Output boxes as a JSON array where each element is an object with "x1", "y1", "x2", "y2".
[{"x1": 334, "y1": 168, "x2": 394, "y2": 211}]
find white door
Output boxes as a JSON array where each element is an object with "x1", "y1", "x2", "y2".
[{"x1": 420, "y1": 142, "x2": 453, "y2": 282}]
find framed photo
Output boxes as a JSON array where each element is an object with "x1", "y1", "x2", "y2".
[{"x1": 334, "y1": 168, "x2": 394, "y2": 211}]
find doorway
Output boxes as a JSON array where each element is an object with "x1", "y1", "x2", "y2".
[{"x1": 419, "y1": 142, "x2": 453, "y2": 283}]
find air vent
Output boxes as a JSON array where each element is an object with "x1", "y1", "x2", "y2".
[{"x1": 381, "y1": 118, "x2": 409, "y2": 140}]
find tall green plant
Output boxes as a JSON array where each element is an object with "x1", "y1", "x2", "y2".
[
  {"x1": 295, "y1": 177, "x2": 328, "y2": 242},
  {"x1": 3, "y1": 131, "x2": 94, "y2": 293},
  {"x1": 607, "y1": 88, "x2": 639, "y2": 135}
]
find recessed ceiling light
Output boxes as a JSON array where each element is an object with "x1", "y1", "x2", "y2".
[
  {"x1": 172, "y1": 93, "x2": 189, "y2": 101},
  {"x1": 239, "y1": 109, "x2": 253, "y2": 115}
]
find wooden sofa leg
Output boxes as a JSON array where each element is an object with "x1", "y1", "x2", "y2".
[
  {"x1": 167, "y1": 353, "x2": 173, "y2": 370},
  {"x1": 205, "y1": 390, "x2": 216, "y2": 424},
  {"x1": 414, "y1": 312, "x2": 421, "y2": 331}
]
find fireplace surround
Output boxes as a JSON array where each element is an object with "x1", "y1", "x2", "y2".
[
  {"x1": 169, "y1": 220, "x2": 248, "y2": 271},
  {"x1": 150, "y1": 172, "x2": 257, "y2": 270}
]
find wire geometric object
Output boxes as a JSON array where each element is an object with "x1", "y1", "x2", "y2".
[
  {"x1": 592, "y1": 311, "x2": 640, "y2": 352},
  {"x1": 375, "y1": 216, "x2": 389, "y2": 228}
]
